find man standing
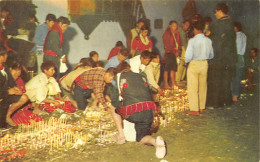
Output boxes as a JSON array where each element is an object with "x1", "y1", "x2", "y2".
[
  {"x1": 33, "y1": 14, "x2": 56, "y2": 74},
  {"x1": 126, "y1": 19, "x2": 145, "y2": 56},
  {"x1": 162, "y1": 21, "x2": 182, "y2": 89},
  {"x1": 185, "y1": 22, "x2": 214, "y2": 115},
  {"x1": 207, "y1": 3, "x2": 237, "y2": 108},
  {"x1": 231, "y1": 22, "x2": 247, "y2": 102},
  {"x1": 176, "y1": 20, "x2": 190, "y2": 82},
  {"x1": 43, "y1": 16, "x2": 70, "y2": 78}
]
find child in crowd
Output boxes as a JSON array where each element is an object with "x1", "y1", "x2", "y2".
[
  {"x1": 107, "y1": 41, "x2": 124, "y2": 60},
  {"x1": 89, "y1": 51, "x2": 99, "y2": 64}
]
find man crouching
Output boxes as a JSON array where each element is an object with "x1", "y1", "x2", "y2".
[{"x1": 112, "y1": 61, "x2": 167, "y2": 159}]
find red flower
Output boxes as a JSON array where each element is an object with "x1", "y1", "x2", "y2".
[
  {"x1": 123, "y1": 83, "x2": 128, "y2": 88},
  {"x1": 144, "y1": 82, "x2": 148, "y2": 87}
]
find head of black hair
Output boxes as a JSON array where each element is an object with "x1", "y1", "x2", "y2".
[
  {"x1": 57, "y1": 16, "x2": 70, "y2": 25},
  {"x1": 169, "y1": 20, "x2": 178, "y2": 26},
  {"x1": 141, "y1": 50, "x2": 151, "y2": 59},
  {"x1": 115, "y1": 41, "x2": 123, "y2": 47},
  {"x1": 215, "y1": 3, "x2": 229, "y2": 14},
  {"x1": 120, "y1": 48, "x2": 129, "y2": 57},
  {"x1": 89, "y1": 51, "x2": 98, "y2": 58},
  {"x1": 0, "y1": 45, "x2": 7, "y2": 56},
  {"x1": 79, "y1": 57, "x2": 96, "y2": 67},
  {"x1": 45, "y1": 14, "x2": 56, "y2": 22},
  {"x1": 141, "y1": 25, "x2": 150, "y2": 31},
  {"x1": 41, "y1": 61, "x2": 55, "y2": 72},
  {"x1": 193, "y1": 21, "x2": 205, "y2": 32},
  {"x1": 8, "y1": 60, "x2": 22, "y2": 70},
  {"x1": 233, "y1": 21, "x2": 242, "y2": 31},
  {"x1": 116, "y1": 61, "x2": 131, "y2": 73},
  {"x1": 106, "y1": 67, "x2": 117, "y2": 76}
]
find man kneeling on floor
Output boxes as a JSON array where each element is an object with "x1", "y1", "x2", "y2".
[
  {"x1": 111, "y1": 61, "x2": 167, "y2": 159},
  {"x1": 6, "y1": 61, "x2": 63, "y2": 126}
]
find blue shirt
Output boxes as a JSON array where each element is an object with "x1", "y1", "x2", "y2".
[
  {"x1": 32, "y1": 23, "x2": 49, "y2": 52},
  {"x1": 185, "y1": 33, "x2": 214, "y2": 63},
  {"x1": 104, "y1": 55, "x2": 129, "y2": 69},
  {"x1": 236, "y1": 31, "x2": 247, "y2": 55}
]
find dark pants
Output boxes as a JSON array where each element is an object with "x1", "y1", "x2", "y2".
[
  {"x1": 0, "y1": 95, "x2": 21, "y2": 128},
  {"x1": 127, "y1": 110, "x2": 154, "y2": 142},
  {"x1": 232, "y1": 67, "x2": 244, "y2": 97},
  {"x1": 73, "y1": 85, "x2": 93, "y2": 110},
  {"x1": 0, "y1": 101, "x2": 9, "y2": 128},
  {"x1": 207, "y1": 64, "x2": 234, "y2": 107}
]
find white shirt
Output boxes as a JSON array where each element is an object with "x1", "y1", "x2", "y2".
[
  {"x1": 236, "y1": 31, "x2": 247, "y2": 55},
  {"x1": 129, "y1": 55, "x2": 146, "y2": 73},
  {"x1": 144, "y1": 62, "x2": 160, "y2": 89},
  {"x1": 185, "y1": 33, "x2": 214, "y2": 63},
  {"x1": 25, "y1": 73, "x2": 61, "y2": 104}
]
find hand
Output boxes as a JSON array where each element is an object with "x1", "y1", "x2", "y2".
[
  {"x1": 157, "y1": 87, "x2": 164, "y2": 96},
  {"x1": 62, "y1": 56, "x2": 67, "y2": 63},
  {"x1": 176, "y1": 52, "x2": 179, "y2": 57},
  {"x1": 8, "y1": 87, "x2": 23, "y2": 95},
  {"x1": 105, "y1": 95, "x2": 111, "y2": 102},
  {"x1": 53, "y1": 100, "x2": 62, "y2": 107}
]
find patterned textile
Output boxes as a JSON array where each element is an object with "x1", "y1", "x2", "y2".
[{"x1": 116, "y1": 101, "x2": 157, "y2": 119}]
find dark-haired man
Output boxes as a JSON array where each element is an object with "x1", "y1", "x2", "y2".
[
  {"x1": 105, "y1": 49, "x2": 129, "y2": 69},
  {"x1": 130, "y1": 50, "x2": 151, "y2": 73},
  {"x1": 75, "y1": 67, "x2": 126, "y2": 144},
  {"x1": 6, "y1": 61, "x2": 62, "y2": 126},
  {"x1": 207, "y1": 3, "x2": 237, "y2": 108},
  {"x1": 33, "y1": 14, "x2": 56, "y2": 74},
  {"x1": 43, "y1": 16, "x2": 70, "y2": 78},
  {"x1": 185, "y1": 22, "x2": 214, "y2": 115}
]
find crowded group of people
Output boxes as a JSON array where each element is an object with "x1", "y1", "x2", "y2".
[{"x1": 0, "y1": 2, "x2": 258, "y2": 159}]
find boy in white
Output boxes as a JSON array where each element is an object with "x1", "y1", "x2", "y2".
[
  {"x1": 185, "y1": 21, "x2": 214, "y2": 115},
  {"x1": 6, "y1": 61, "x2": 62, "y2": 126}
]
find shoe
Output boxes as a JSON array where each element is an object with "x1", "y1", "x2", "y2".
[
  {"x1": 155, "y1": 136, "x2": 166, "y2": 159},
  {"x1": 232, "y1": 96, "x2": 238, "y2": 102},
  {"x1": 200, "y1": 109, "x2": 206, "y2": 113},
  {"x1": 188, "y1": 111, "x2": 200, "y2": 116}
]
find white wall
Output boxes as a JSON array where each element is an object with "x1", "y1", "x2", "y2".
[
  {"x1": 141, "y1": 0, "x2": 186, "y2": 57},
  {"x1": 32, "y1": 0, "x2": 126, "y2": 64}
]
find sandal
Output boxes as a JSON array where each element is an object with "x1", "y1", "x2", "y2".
[{"x1": 155, "y1": 136, "x2": 166, "y2": 159}]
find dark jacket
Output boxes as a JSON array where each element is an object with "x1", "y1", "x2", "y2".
[
  {"x1": 210, "y1": 16, "x2": 237, "y2": 67},
  {"x1": 44, "y1": 23, "x2": 63, "y2": 57},
  {"x1": 111, "y1": 71, "x2": 153, "y2": 108}
]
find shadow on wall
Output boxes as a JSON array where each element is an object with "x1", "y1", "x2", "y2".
[
  {"x1": 150, "y1": 36, "x2": 160, "y2": 55},
  {"x1": 62, "y1": 26, "x2": 78, "y2": 71}
]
